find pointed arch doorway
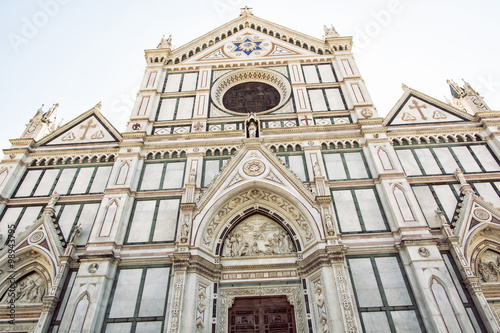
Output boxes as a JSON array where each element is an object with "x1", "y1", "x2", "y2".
[{"x1": 228, "y1": 296, "x2": 296, "y2": 333}]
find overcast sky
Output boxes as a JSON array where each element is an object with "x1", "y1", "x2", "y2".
[{"x1": 1, "y1": 0, "x2": 499, "y2": 158}]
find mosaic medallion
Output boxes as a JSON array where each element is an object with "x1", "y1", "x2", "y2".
[{"x1": 232, "y1": 36, "x2": 263, "y2": 56}]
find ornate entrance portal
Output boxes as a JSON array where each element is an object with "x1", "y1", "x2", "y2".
[{"x1": 228, "y1": 296, "x2": 296, "y2": 333}]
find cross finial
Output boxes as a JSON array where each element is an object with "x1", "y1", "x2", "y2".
[{"x1": 240, "y1": 6, "x2": 253, "y2": 16}]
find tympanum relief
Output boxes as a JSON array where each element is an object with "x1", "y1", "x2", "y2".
[
  {"x1": 223, "y1": 214, "x2": 295, "y2": 257},
  {"x1": 1, "y1": 272, "x2": 46, "y2": 303},
  {"x1": 478, "y1": 250, "x2": 500, "y2": 283}
]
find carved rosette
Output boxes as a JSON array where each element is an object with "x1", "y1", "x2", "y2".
[
  {"x1": 28, "y1": 230, "x2": 45, "y2": 245},
  {"x1": 474, "y1": 208, "x2": 491, "y2": 222},
  {"x1": 243, "y1": 160, "x2": 266, "y2": 176}
]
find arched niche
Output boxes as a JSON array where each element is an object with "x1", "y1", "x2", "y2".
[
  {"x1": 0, "y1": 271, "x2": 48, "y2": 304},
  {"x1": 217, "y1": 213, "x2": 298, "y2": 257},
  {"x1": 194, "y1": 187, "x2": 320, "y2": 253},
  {"x1": 464, "y1": 224, "x2": 500, "y2": 287},
  {"x1": 0, "y1": 246, "x2": 56, "y2": 302},
  {"x1": 465, "y1": 223, "x2": 500, "y2": 261}
]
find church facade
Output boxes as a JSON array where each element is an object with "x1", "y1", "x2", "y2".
[{"x1": 1, "y1": 8, "x2": 500, "y2": 333}]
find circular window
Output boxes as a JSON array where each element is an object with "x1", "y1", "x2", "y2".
[
  {"x1": 223, "y1": 82, "x2": 280, "y2": 113},
  {"x1": 211, "y1": 68, "x2": 291, "y2": 115}
]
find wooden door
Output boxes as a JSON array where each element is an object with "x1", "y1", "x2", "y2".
[{"x1": 228, "y1": 296, "x2": 296, "y2": 333}]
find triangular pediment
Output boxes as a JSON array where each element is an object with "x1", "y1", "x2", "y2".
[
  {"x1": 452, "y1": 187, "x2": 500, "y2": 248},
  {"x1": 158, "y1": 13, "x2": 338, "y2": 65},
  {"x1": 37, "y1": 106, "x2": 122, "y2": 146},
  {"x1": 385, "y1": 88, "x2": 473, "y2": 126},
  {"x1": 0, "y1": 207, "x2": 66, "y2": 269},
  {"x1": 192, "y1": 143, "x2": 323, "y2": 251},
  {"x1": 183, "y1": 29, "x2": 318, "y2": 64}
]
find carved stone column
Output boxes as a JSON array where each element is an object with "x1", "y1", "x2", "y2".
[
  {"x1": 326, "y1": 245, "x2": 360, "y2": 333},
  {"x1": 166, "y1": 253, "x2": 190, "y2": 333},
  {"x1": 445, "y1": 233, "x2": 500, "y2": 331},
  {"x1": 34, "y1": 232, "x2": 78, "y2": 333},
  {"x1": 464, "y1": 277, "x2": 500, "y2": 331}
]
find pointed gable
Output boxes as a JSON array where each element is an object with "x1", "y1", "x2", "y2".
[
  {"x1": 156, "y1": 12, "x2": 334, "y2": 66},
  {"x1": 385, "y1": 87, "x2": 473, "y2": 126},
  {"x1": 37, "y1": 105, "x2": 122, "y2": 146}
]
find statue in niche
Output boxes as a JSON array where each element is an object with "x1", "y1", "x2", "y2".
[
  {"x1": 245, "y1": 113, "x2": 259, "y2": 138},
  {"x1": 222, "y1": 214, "x2": 295, "y2": 257},
  {"x1": 478, "y1": 250, "x2": 500, "y2": 283},
  {"x1": 313, "y1": 162, "x2": 322, "y2": 177},
  {"x1": 188, "y1": 169, "x2": 197, "y2": 184},
  {"x1": 1, "y1": 272, "x2": 45, "y2": 303},
  {"x1": 180, "y1": 216, "x2": 190, "y2": 243}
]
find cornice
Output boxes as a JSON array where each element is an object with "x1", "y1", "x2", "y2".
[
  {"x1": 296, "y1": 249, "x2": 331, "y2": 276},
  {"x1": 387, "y1": 126, "x2": 484, "y2": 138}
]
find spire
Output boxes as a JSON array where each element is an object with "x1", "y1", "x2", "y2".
[
  {"x1": 42, "y1": 103, "x2": 58, "y2": 124},
  {"x1": 323, "y1": 24, "x2": 340, "y2": 38},
  {"x1": 94, "y1": 101, "x2": 102, "y2": 110},
  {"x1": 21, "y1": 103, "x2": 59, "y2": 140},
  {"x1": 157, "y1": 34, "x2": 172, "y2": 49},
  {"x1": 447, "y1": 79, "x2": 465, "y2": 99},
  {"x1": 447, "y1": 79, "x2": 489, "y2": 114}
]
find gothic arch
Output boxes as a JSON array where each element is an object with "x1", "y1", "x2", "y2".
[
  {"x1": 392, "y1": 183, "x2": 416, "y2": 222},
  {"x1": 115, "y1": 160, "x2": 130, "y2": 185},
  {"x1": 464, "y1": 222, "x2": 500, "y2": 263},
  {"x1": 468, "y1": 238, "x2": 500, "y2": 279},
  {"x1": 67, "y1": 291, "x2": 91, "y2": 333},
  {"x1": 0, "y1": 258, "x2": 52, "y2": 304},
  {"x1": 193, "y1": 184, "x2": 321, "y2": 254},
  {"x1": 216, "y1": 208, "x2": 299, "y2": 257}
]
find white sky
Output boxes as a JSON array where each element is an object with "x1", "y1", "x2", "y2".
[{"x1": 1, "y1": 0, "x2": 499, "y2": 158}]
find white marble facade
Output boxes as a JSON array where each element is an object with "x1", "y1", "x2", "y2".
[{"x1": 0, "y1": 8, "x2": 499, "y2": 333}]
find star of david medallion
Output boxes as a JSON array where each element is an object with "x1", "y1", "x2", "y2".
[{"x1": 232, "y1": 37, "x2": 263, "y2": 56}]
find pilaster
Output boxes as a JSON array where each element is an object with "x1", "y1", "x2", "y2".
[
  {"x1": 326, "y1": 245, "x2": 361, "y2": 333},
  {"x1": 58, "y1": 258, "x2": 118, "y2": 333},
  {"x1": 399, "y1": 241, "x2": 476, "y2": 332}
]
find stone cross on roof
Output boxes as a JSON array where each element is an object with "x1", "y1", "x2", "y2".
[{"x1": 240, "y1": 6, "x2": 253, "y2": 16}]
